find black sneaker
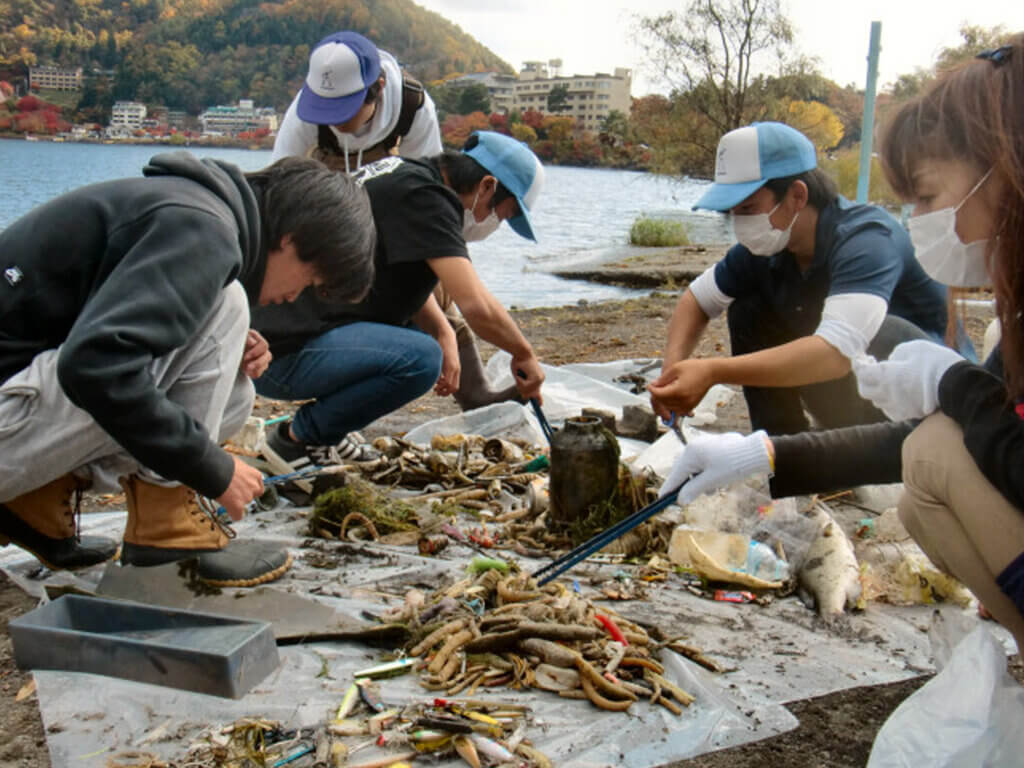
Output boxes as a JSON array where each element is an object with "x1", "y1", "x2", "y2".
[
  {"x1": 262, "y1": 423, "x2": 379, "y2": 477},
  {"x1": 312, "y1": 432, "x2": 380, "y2": 464}
]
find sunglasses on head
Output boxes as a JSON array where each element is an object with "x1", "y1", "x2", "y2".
[{"x1": 976, "y1": 45, "x2": 1012, "y2": 66}]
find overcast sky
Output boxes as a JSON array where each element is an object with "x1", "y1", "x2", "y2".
[{"x1": 413, "y1": 0, "x2": 1022, "y2": 95}]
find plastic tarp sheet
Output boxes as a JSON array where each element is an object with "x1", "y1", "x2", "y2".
[
  {"x1": 2, "y1": 509, "x2": 797, "y2": 767},
  {"x1": 3, "y1": 507, "x2": 1010, "y2": 768}
]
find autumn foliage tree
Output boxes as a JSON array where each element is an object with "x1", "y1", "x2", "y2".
[
  {"x1": 440, "y1": 111, "x2": 490, "y2": 147},
  {"x1": 784, "y1": 100, "x2": 843, "y2": 152}
]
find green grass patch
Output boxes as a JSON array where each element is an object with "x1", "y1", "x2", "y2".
[
  {"x1": 34, "y1": 89, "x2": 80, "y2": 110},
  {"x1": 630, "y1": 217, "x2": 690, "y2": 247}
]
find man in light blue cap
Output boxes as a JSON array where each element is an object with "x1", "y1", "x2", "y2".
[
  {"x1": 648, "y1": 121, "x2": 962, "y2": 436},
  {"x1": 251, "y1": 131, "x2": 547, "y2": 474}
]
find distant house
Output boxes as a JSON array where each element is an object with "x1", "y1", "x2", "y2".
[
  {"x1": 29, "y1": 65, "x2": 83, "y2": 91},
  {"x1": 107, "y1": 101, "x2": 147, "y2": 138},
  {"x1": 198, "y1": 100, "x2": 278, "y2": 136},
  {"x1": 110, "y1": 101, "x2": 147, "y2": 129}
]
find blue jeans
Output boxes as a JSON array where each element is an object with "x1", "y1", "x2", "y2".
[{"x1": 254, "y1": 322, "x2": 441, "y2": 446}]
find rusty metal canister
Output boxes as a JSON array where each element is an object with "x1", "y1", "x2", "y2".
[{"x1": 548, "y1": 415, "x2": 619, "y2": 526}]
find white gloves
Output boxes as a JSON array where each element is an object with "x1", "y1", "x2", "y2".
[
  {"x1": 658, "y1": 431, "x2": 774, "y2": 504},
  {"x1": 852, "y1": 340, "x2": 965, "y2": 421}
]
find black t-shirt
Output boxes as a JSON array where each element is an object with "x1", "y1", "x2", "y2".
[{"x1": 252, "y1": 157, "x2": 469, "y2": 356}]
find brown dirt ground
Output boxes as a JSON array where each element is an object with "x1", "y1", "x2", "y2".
[{"x1": 0, "y1": 285, "x2": 1002, "y2": 768}]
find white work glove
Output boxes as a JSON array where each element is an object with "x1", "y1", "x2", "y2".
[
  {"x1": 852, "y1": 340, "x2": 965, "y2": 422},
  {"x1": 658, "y1": 431, "x2": 774, "y2": 504}
]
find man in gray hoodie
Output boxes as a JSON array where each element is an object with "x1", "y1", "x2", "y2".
[{"x1": 0, "y1": 152, "x2": 375, "y2": 584}]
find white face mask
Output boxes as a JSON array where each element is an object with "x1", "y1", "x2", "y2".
[
  {"x1": 732, "y1": 201, "x2": 799, "y2": 256},
  {"x1": 462, "y1": 188, "x2": 502, "y2": 242},
  {"x1": 908, "y1": 169, "x2": 993, "y2": 287}
]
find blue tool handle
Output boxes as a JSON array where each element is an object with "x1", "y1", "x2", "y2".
[
  {"x1": 532, "y1": 482, "x2": 687, "y2": 586},
  {"x1": 663, "y1": 412, "x2": 687, "y2": 444},
  {"x1": 213, "y1": 465, "x2": 324, "y2": 519},
  {"x1": 516, "y1": 368, "x2": 553, "y2": 444}
]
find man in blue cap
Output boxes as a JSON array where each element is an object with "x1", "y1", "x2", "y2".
[
  {"x1": 251, "y1": 131, "x2": 546, "y2": 472},
  {"x1": 649, "y1": 121, "x2": 962, "y2": 436},
  {"x1": 272, "y1": 31, "x2": 442, "y2": 172}
]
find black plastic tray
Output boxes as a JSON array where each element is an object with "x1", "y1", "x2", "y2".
[{"x1": 9, "y1": 594, "x2": 279, "y2": 698}]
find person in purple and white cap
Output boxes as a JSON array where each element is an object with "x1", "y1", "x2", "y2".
[
  {"x1": 272, "y1": 31, "x2": 442, "y2": 172},
  {"x1": 648, "y1": 121, "x2": 970, "y2": 439}
]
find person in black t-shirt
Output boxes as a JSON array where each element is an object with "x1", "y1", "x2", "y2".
[{"x1": 252, "y1": 131, "x2": 546, "y2": 469}]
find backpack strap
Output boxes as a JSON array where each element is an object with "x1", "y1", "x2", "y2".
[
  {"x1": 316, "y1": 124, "x2": 342, "y2": 156},
  {"x1": 379, "y1": 73, "x2": 425, "y2": 153},
  {"x1": 313, "y1": 72, "x2": 426, "y2": 166}
]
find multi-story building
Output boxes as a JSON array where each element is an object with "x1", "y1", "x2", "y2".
[
  {"x1": 198, "y1": 100, "x2": 278, "y2": 135},
  {"x1": 29, "y1": 65, "x2": 83, "y2": 91},
  {"x1": 110, "y1": 101, "x2": 147, "y2": 130},
  {"x1": 444, "y1": 72, "x2": 518, "y2": 115},
  {"x1": 166, "y1": 110, "x2": 188, "y2": 130},
  {"x1": 513, "y1": 61, "x2": 632, "y2": 132}
]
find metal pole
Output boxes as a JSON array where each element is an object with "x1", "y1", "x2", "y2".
[{"x1": 856, "y1": 21, "x2": 882, "y2": 204}]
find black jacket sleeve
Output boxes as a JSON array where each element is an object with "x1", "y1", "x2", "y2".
[
  {"x1": 939, "y1": 360, "x2": 1024, "y2": 510},
  {"x1": 56, "y1": 207, "x2": 239, "y2": 499},
  {"x1": 769, "y1": 420, "x2": 916, "y2": 498}
]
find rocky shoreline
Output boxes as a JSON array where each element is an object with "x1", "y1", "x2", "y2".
[{"x1": 547, "y1": 244, "x2": 727, "y2": 289}]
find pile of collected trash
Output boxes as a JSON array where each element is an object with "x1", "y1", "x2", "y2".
[
  {"x1": 108, "y1": 696, "x2": 551, "y2": 768},
  {"x1": 389, "y1": 564, "x2": 698, "y2": 717}
]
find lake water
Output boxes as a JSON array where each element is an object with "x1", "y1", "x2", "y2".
[{"x1": 0, "y1": 139, "x2": 732, "y2": 308}]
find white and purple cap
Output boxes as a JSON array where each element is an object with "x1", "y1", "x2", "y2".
[
  {"x1": 464, "y1": 131, "x2": 545, "y2": 242},
  {"x1": 693, "y1": 122, "x2": 817, "y2": 211},
  {"x1": 297, "y1": 31, "x2": 381, "y2": 125}
]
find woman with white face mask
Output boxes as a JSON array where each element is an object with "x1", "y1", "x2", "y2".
[
  {"x1": 850, "y1": 37, "x2": 1024, "y2": 650},
  {"x1": 656, "y1": 37, "x2": 1024, "y2": 649}
]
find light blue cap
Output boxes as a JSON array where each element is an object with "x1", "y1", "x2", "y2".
[
  {"x1": 693, "y1": 122, "x2": 817, "y2": 211},
  {"x1": 464, "y1": 131, "x2": 545, "y2": 242}
]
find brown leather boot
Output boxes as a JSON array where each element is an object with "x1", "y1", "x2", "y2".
[
  {"x1": 120, "y1": 475, "x2": 232, "y2": 567},
  {"x1": 0, "y1": 474, "x2": 120, "y2": 569},
  {"x1": 119, "y1": 476, "x2": 293, "y2": 586}
]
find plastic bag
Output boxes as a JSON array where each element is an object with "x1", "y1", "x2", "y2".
[
  {"x1": 403, "y1": 402, "x2": 546, "y2": 447},
  {"x1": 867, "y1": 622, "x2": 1024, "y2": 768}
]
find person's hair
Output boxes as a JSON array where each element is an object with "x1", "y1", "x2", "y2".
[
  {"x1": 880, "y1": 34, "x2": 1024, "y2": 397},
  {"x1": 363, "y1": 76, "x2": 383, "y2": 105},
  {"x1": 245, "y1": 157, "x2": 375, "y2": 302},
  {"x1": 434, "y1": 135, "x2": 515, "y2": 209},
  {"x1": 763, "y1": 168, "x2": 839, "y2": 210}
]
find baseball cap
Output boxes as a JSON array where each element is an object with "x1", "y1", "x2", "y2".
[
  {"x1": 463, "y1": 131, "x2": 545, "y2": 242},
  {"x1": 297, "y1": 31, "x2": 381, "y2": 125},
  {"x1": 693, "y1": 122, "x2": 817, "y2": 211}
]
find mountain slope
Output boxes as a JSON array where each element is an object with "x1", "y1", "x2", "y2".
[{"x1": 0, "y1": 0, "x2": 511, "y2": 112}]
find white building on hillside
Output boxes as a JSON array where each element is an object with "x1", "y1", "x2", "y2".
[
  {"x1": 198, "y1": 100, "x2": 278, "y2": 135},
  {"x1": 110, "y1": 101, "x2": 147, "y2": 130}
]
